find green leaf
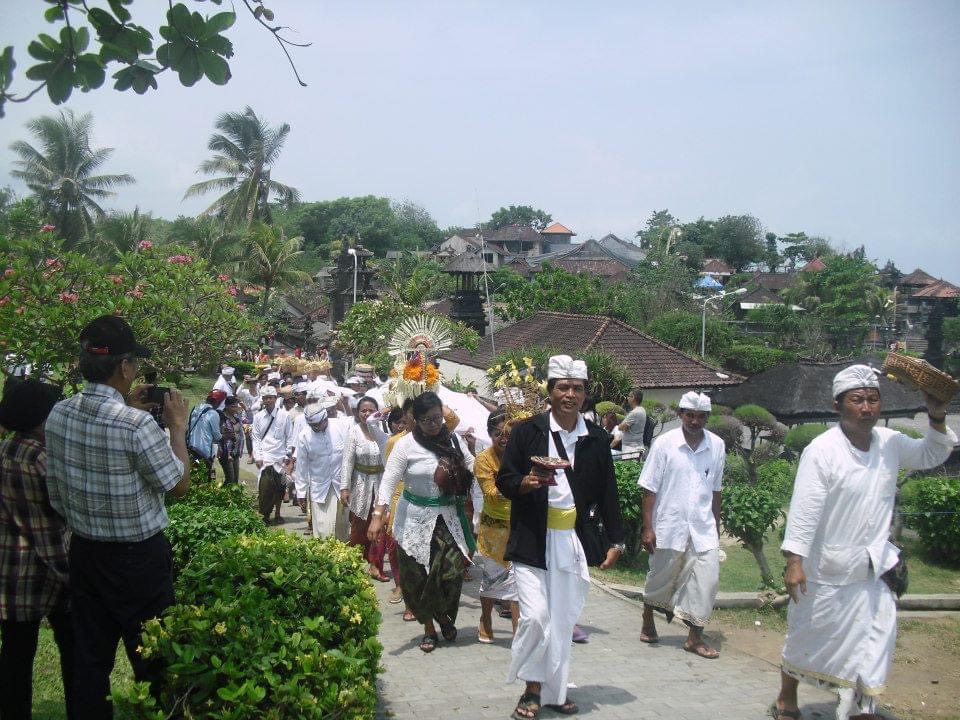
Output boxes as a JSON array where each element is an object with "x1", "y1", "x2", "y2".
[
  {"x1": 25, "y1": 61, "x2": 55, "y2": 82},
  {"x1": 176, "y1": 47, "x2": 202, "y2": 86},
  {"x1": 1, "y1": 46, "x2": 17, "y2": 90},
  {"x1": 38, "y1": 33, "x2": 61, "y2": 53},
  {"x1": 198, "y1": 50, "x2": 229, "y2": 85},
  {"x1": 75, "y1": 54, "x2": 105, "y2": 90},
  {"x1": 107, "y1": 0, "x2": 132, "y2": 23},
  {"x1": 199, "y1": 34, "x2": 233, "y2": 58},
  {"x1": 168, "y1": 3, "x2": 193, "y2": 34},
  {"x1": 75, "y1": 26, "x2": 90, "y2": 52},
  {"x1": 44, "y1": 4, "x2": 64, "y2": 22},
  {"x1": 204, "y1": 11, "x2": 236, "y2": 35},
  {"x1": 46, "y1": 66, "x2": 74, "y2": 104}
]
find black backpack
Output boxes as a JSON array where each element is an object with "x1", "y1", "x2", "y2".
[{"x1": 642, "y1": 415, "x2": 656, "y2": 448}]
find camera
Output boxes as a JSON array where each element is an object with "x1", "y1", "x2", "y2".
[{"x1": 145, "y1": 385, "x2": 169, "y2": 406}]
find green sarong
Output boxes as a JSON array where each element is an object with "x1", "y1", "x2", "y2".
[{"x1": 397, "y1": 516, "x2": 466, "y2": 625}]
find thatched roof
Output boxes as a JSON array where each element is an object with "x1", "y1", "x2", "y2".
[{"x1": 712, "y1": 358, "x2": 927, "y2": 423}]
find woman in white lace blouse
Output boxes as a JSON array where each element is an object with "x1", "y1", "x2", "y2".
[
  {"x1": 341, "y1": 396, "x2": 389, "y2": 581},
  {"x1": 367, "y1": 392, "x2": 483, "y2": 653}
]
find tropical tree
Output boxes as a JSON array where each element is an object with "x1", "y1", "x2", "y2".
[
  {"x1": 242, "y1": 222, "x2": 312, "y2": 314},
  {"x1": 184, "y1": 106, "x2": 300, "y2": 229},
  {"x1": 90, "y1": 207, "x2": 156, "y2": 260},
  {"x1": 487, "y1": 205, "x2": 553, "y2": 232},
  {"x1": 376, "y1": 252, "x2": 453, "y2": 307},
  {"x1": 9, "y1": 110, "x2": 134, "y2": 247},
  {"x1": 167, "y1": 215, "x2": 243, "y2": 272}
]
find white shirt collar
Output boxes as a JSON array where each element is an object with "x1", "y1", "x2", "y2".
[{"x1": 549, "y1": 410, "x2": 588, "y2": 439}]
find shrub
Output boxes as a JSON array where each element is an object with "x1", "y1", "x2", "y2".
[
  {"x1": 114, "y1": 533, "x2": 381, "y2": 719},
  {"x1": 614, "y1": 460, "x2": 644, "y2": 558},
  {"x1": 596, "y1": 400, "x2": 625, "y2": 418},
  {"x1": 723, "y1": 453, "x2": 749, "y2": 485},
  {"x1": 166, "y1": 502, "x2": 266, "y2": 571},
  {"x1": 722, "y1": 343, "x2": 797, "y2": 375},
  {"x1": 756, "y1": 459, "x2": 797, "y2": 504},
  {"x1": 721, "y1": 481, "x2": 784, "y2": 588},
  {"x1": 784, "y1": 423, "x2": 829, "y2": 453},
  {"x1": 903, "y1": 476, "x2": 960, "y2": 565},
  {"x1": 708, "y1": 415, "x2": 743, "y2": 452},
  {"x1": 231, "y1": 360, "x2": 257, "y2": 378}
]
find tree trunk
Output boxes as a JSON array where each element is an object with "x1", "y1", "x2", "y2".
[
  {"x1": 748, "y1": 540, "x2": 775, "y2": 587},
  {"x1": 261, "y1": 280, "x2": 272, "y2": 316}
]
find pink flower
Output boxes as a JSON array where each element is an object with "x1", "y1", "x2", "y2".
[
  {"x1": 138, "y1": 240, "x2": 153, "y2": 250},
  {"x1": 107, "y1": 274, "x2": 124, "y2": 285},
  {"x1": 44, "y1": 258, "x2": 62, "y2": 269},
  {"x1": 40, "y1": 224, "x2": 56, "y2": 233},
  {"x1": 237, "y1": 303, "x2": 246, "y2": 310},
  {"x1": 3, "y1": 268, "x2": 14, "y2": 279},
  {"x1": 167, "y1": 254, "x2": 193, "y2": 265},
  {"x1": 59, "y1": 292, "x2": 79, "y2": 304},
  {"x1": 218, "y1": 273, "x2": 230, "y2": 282},
  {"x1": 228, "y1": 286, "x2": 238, "y2": 297},
  {"x1": 15, "y1": 306, "x2": 25, "y2": 315},
  {"x1": 0, "y1": 295, "x2": 9, "y2": 306},
  {"x1": 127, "y1": 288, "x2": 144, "y2": 299}
]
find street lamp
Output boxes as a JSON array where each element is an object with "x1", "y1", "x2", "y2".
[
  {"x1": 701, "y1": 287, "x2": 747, "y2": 358},
  {"x1": 346, "y1": 247, "x2": 358, "y2": 306}
]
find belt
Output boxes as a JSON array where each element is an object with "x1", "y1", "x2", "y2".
[
  {"x1": 354, "y1": 463, "x2": 384, "y2": 474},
  {"x1": 402, "y1": 489, "x2": 477, "y2": 553},
  {"x1": 547, "y1": 506, "x2": 577, "y2": 530}
]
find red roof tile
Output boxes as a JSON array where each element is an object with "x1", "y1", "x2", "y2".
[
  {"x1": 442, "y1": 311, "x2": 743, "y2": 389},
  {"x1": 899, "y1": 268, "x2": 937, "y2": 287},
  {"x1": 911, "y1": 279, "x2": 960, "y2": 299},
  {"x1": 801, "y1": 256, "x2": 826, "y2": 272},
  {"x1": 541, "y1": 222, "x2": 576, "y2": 235}
]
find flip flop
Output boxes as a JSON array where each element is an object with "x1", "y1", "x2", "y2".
[
  {"x1": 684, "y1": 641, "x2": 719, "y2": 659},
  {"x1": 544, "y1": 699, "x2": 579, "y2": 715},
  {"x1": 477, "y1": 626, "x2": 494, "y2": 644},
  {"x1": 419, "y1": 633, "x2": 438, "y2": 653},
  {"x1": 768, "y1": 704, "x2": 802, "y2": 719},
  {"x1": 402, "y1": 610, "x2": 416, "y2": 622},
  {"x1": 512, "y1": 691, "x2": 541, "y2": 720}
]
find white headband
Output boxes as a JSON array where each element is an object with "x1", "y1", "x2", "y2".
[
  {"x1": 547, "y1": 354, "x2": 588, "y2": 380},
  {"x1": 678, "y1": 391, "x2": 712, "y2": 412},
  {"x1": 304, "y1": 404, "x2": 328, "y2": 423},
  {"x1": 260, "y1": 386, "x2": 278, "y2": 397},
  {"x1": 221, "y1": 366, "x2": 235, "y2": 375},
  {"x1": 832, "y1": 364, "x2": 880, "y2": 398}
]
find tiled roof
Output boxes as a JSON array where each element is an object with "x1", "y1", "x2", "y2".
[
  {"x1": 900, "y1": 268, "x2": 937, "y2": 287},
  {"x1": 801, "y1": 256, "x2": 826, "y2": 272},
  {"x1": 442, "y1": 311, "x2": 743, "y2": 389},
  {"x1": 541, "y1": 222, "x2": 576, "y2": 235},
  {"x1": 752, "y1": 272, "x2": 798, "y2": 291},
  {"x1": 443, "y1": 252, "x2": 495, "y2": 274},
  {"x1": 597, "y1": 234, "x2": 647, "y2": 267},
  {"x1": 485, "y1": 224, "x2": 542, "y2": 244},
  {"x1": 911, "y1": 279, "x2": 960, "y2": 299},
  {"x1": 737, "y1": 287, "x2": 783, "y2": 305},
  {"x1": 701, "y1": 258, "x2": 734, "y2": 274},
  {"x1": 536, "y1": 258, "x2": 631, "y2": 281}
]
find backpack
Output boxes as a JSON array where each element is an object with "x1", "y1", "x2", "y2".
[
  {"x1": 186, "y1": 405, "x2": 215, "y2": 460},
  {"x1": 642, "y1": 415, "x2": 656, "y2": 448}
]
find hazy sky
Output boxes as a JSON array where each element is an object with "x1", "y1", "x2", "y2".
[{"x1": 2, "y1": 1, "x2": 958, "y2": 281}]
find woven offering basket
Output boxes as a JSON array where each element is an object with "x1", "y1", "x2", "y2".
[{"x1": 881, "y1": 353, "x2": 959, "y2": 404}]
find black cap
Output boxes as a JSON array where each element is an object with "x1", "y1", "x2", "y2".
[
  {"x1": 0, "y1": 379, "x2": 63, "y2": 432},
  {"x1": 79, "y1": 315, "x2": 152, "y2": 358}
]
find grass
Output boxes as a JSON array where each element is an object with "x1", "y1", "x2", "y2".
[
  {"x1": 32, "y1": 626, "x2": 134, "y2": 720},
  {"x1": 592, "y1": 532, "x2": 960, "y2": 594}
]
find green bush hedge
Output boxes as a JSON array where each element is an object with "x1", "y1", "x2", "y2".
[
  {"x1": 784, "y1": 423, "x2": 829, "y2": 453},
  {"x1": 114, "y1": 533, "x2": 381, "y2": 719},
  {"x1": 614, "y1": 460, "x2": 644, "y2": 557},
  {"x1": 721, "y1": 343, "x2": 797, "y2": 375},
  {"x1": 903, "y1": 476, "x2": 960, "y2": 566},
  {"x1": 756, "y1": 459, "x2": 797, "y2": 504},
  {"x1": 166, "y1": 502, "x2": 267, "y2": 570},
  {"x1": 230, "y1": 360, "x2": 258, "y2": 378}
]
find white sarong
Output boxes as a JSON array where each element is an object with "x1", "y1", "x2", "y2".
[
  {"x1": 310, "y1": 485, "x2": 350, "y2": 541},
  {"x1": 474, "y1": 552, "x2": 517, "y2": 601},
  {"x1": 782, "y1": 576, "x2": 896, "y2": 716},
  {"x1": 507, "y1": 528, "x2": 590, "y2": 707},
  {"x1": 643, "y1": 543, "x2": 719, "y2": 628}
]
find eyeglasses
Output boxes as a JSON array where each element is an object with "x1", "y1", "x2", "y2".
[{"x1": 418, "y1": 415, "x2": 444, "y2": 427}]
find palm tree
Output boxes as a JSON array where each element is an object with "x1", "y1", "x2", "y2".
[
  {"x1": 243, "y1": 222, "x2": 312, "y2": 314},
  {"x1": 167, "y1": 215, "x2": 243, "y2": 272},
  {"x1": 9, "y1": 110, "x2": 135, "y2": 247},
  {"x1": 90, "y1": 207, "x2": 154, "y2": 260},
  {"x1": 183, "y1": 106, "x2": 300, "y2": 229}
]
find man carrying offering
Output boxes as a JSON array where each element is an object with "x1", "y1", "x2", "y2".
[
  {"x1": 251, "y1": 385, "x2": 293, "y2": 524},
  {"x1": 772, "y1": 365, "x2": 956, "y2": 720},
  {"x1": 638, "y1": 391, "x2": 725, "y2": 659},
  {"x1": 497, "y1": 354, "x2": 624, "y2": 719}
]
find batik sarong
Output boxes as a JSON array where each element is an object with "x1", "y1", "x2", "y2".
[{"x1": 396, "y1": 516, "x2": 466, "y2": 625}]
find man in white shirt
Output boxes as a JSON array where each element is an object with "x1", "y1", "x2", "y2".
[
  {"x1": 236, "y1": 376, "x2": 260, "y2": 463},
  {"x1": 251, "y1": 386, "x2": 293, "y2": 524},
  {"x1": 638, "y1": 390, "x2": 725, "y2": 659},
  {"x1": 212, "y1": 366, "x2": 236, "y2": 409},
  {"x1": 773, "y1": 365, "x2": 956, "y2": 720},
  {"x1": 294, "y1": 404, "x2": 350, "y2": 540}
]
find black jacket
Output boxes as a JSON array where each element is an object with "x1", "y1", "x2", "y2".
[{"x1": 496, "y1": 412, "x2": 624, "y2": 569}]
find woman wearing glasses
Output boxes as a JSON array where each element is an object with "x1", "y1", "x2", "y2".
[{"x1": 368, "y1": 391, "x2": 483, "y2": 653}]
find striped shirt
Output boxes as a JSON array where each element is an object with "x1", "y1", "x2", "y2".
[
  {"x1": 45, "y1": 383, "x2": 184, "y2": 542},
  {"x1": 0, "y1": 435, "x2": 69, "y2": 621}
]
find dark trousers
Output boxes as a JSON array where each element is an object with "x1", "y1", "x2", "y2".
[
  {"x1": 0, "y1": 609, "x2": 74, "y2": 720},
  {"x1": 70, "y1": 533, "x2": 174, "y2": 720},
  {"x1": 220, "y1": 455, "x2": 240, "y2": 485}
]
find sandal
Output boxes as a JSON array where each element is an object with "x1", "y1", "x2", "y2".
[
  {"x1": 684, "y1": 641, "x2": 720, "y2": 659},
  {"x1": 439, "y1": 619, "x2": 457, "y2": 642},
  {"x1": 402, "y1": 610, "x2": 416, "y2": 622},
  {"x1": 498, "y1": 606, "x2": 514, "y2": 619},
  {"x1": 477, "y1": 624, "x2": 494, "y2": 644},
  {"x1": 389, "y1": 587, "x2": 403, "y2": 604},
  {"x1": 419, "y1": 633, "x2": 438, "y2": 653},
  {"x1": 512, "y1": 691, "x2": 541, "y2": 720},
  {"x1": 769, "y1": 704, "x2": 802, "y2": 719},
  {"x1": 544, "y1": 699, "x2": 579, "y2": 715}
]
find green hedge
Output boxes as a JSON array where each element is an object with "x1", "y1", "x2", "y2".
[
  {"x1": 166, "y1": 502, "x2": 267, "y2": 570},
  {"x1": 903, "y1": 476, "x2": 960, "y2": 566},
  {"x1": 756, "y1": 459, "x2": 797, "y2": 504},
  {"x1": 722, "y1": 343, "x2": 798, "y2": 375},
  {"x1": 614, "y1": 460, "x2": 644, "y2": 557},
  {"x1": 114, "y1": 533, "x2": 381, "y2": 719},
  {"x1": 784, "y1": 423, "x2": 829, "y2": 453}
]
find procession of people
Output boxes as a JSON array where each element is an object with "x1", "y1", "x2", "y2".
[{"x1": 0, "y1": 310, "x2": 957, "y2": 720}]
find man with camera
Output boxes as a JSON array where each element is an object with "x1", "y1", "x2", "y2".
[{"x1": 45, "y1": 315, "x2": 191, "y2": 719}]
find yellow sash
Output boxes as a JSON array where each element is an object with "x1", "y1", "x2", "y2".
[{"x1": 546, "y1": 506, "x2": 577, "y2": 530}]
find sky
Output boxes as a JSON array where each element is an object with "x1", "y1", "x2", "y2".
[{"x1": 1, "y1": 1, "x2": 958, "y2": 281}]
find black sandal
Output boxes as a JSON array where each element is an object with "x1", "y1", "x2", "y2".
[
  {"x1": 768, "y1": 704, "x2": 802, "y2": 719},
  {"x1": 419, "y1": 633, "x2": 438, "y2": 653},
  {"x1": 544, "y1": 699, "x2": 579, "y2": 715},
  {"x1": 439, "y1": 620, "x2": 458, "y2": 642},
  {"x1": 512, "y1": 691, "x2": 541, "y2": 719}
]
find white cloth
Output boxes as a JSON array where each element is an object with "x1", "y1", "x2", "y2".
[
  {"x1": 678, "y1": 391, "x2": 711, "y2": 411},
  {"x1": 620, "y1": 404, "x2": 647, "y2": 451},
  {"x1": 508, "y1": 531, "x2": 590, "y2": 707},
  {"x1": 293, "y1": 420, "x2": 348, "y2": 501},
  {"x1": 642, "y1": 543, "x2": 720, "y2": 628},
  {"x1": 377, "y1": 432, "x2": 482, "y2": 568},
  {"x1": 251, "y1": 406, "x2": 292, "y2": 473},
  {"x1": 546, "y1": 411, "x2": 587, "y2": 509},
  {"x1": 832, "y1": 364, "x2": 880, "y2": 398},
  {"x1": 437, "y1": 385, "x2": 491, "y2": 446},
  {"x1": 782, "y1": 425, "x2": 957, "y2": 584},
  {"x1": 475, "y1": 552, "x2": 517, "y2": 601},
  {"x1": 547, "y1": 354, "x2": 588, "y2": 380},
  {"x1": 638, "y1": 427, "x2": 725, "y2": 552},
  {"x1": 341, "y1": 423, "x2": 384, "y2": 518},
  {"x1": 310, "y1": 485, "x2": 350, "y2": 541},
  {"x1": 212, "y1": 374, "x2": 234, "y2": 410}
]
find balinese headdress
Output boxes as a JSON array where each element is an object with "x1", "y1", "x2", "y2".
[
  {"x1": 486, "y1": 355, "x2": 546, "y2": 425},
  {"x1": 384, "y1": 315, "x2": 451, "y2": 407}
]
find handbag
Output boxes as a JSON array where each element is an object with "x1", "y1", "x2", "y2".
[
  {"x1": 880, "y1": 544, "x2": 909, "y2": 597},
  {"x1": 550, "y1": 431, "x2": 609, "y2": 566}
]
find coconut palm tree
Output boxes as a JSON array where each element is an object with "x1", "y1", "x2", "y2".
[
  {"x1": 167, "y1": 215, "x2": 244, "y2": 273},
  {"x1": 9, "y1": 110, "x2": 135, "y2": 247},
  {"x1": 243, "y1": 222, "x2": 312, "y2": 314},
  {"x1": 184, "y1": 106, "x2": 300, "y2": 229},
  {"x1": 90, "y1": 207, "x2": 155, "y2": 260}
]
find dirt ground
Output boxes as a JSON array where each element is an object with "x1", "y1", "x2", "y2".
[{"x1": 708, "y1": 609, "x2": 960, "y2": 720}]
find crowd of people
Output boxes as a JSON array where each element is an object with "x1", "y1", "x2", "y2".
[{"x1": 0, "y1": 311, "x2": 956, "y2": 720}]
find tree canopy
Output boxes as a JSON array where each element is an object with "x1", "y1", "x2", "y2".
[{"x1": 486, "y1": 205, "x2": 552, "y2": 232}]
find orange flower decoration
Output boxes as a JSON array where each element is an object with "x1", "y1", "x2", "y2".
[{"x1": 425, "y1": 363, "x2": 440, "y2": 386}]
